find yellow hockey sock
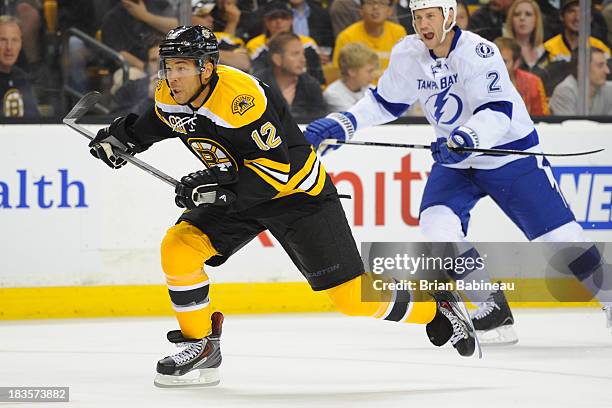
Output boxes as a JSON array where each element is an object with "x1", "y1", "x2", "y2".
[
  {"x1": 325, "y1": 273, "x2": 436, "y2": 324},
  {"x1": 160, "y1": 221, "x2": 218, "y2": 339}
]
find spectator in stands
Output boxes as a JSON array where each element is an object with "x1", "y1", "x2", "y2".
[
  {"x1": 210, "y1": 0, "x2": 260, "y2": 42},
  {"x1": 605, "y1": 0, "x2": 612, "y2": 50},
  {"x1": 455, "y1": 0, "x2": 470, "y2": 30},
  {"x1": 468, "y1": 0, "x2": 513, "y2": 41},
  {"x1": 329, "y1": 0, "x2": 361, "y2": 37},
  {"x1": 592, "y1": 4, "x2": 611, "y2": 46},
  {"x1": 288, "y1": 0, "x2": 334, "y2": 64},
  {"x1": 255, "y1": 32, "x2": 327, "y2": 118},
  {"x1": 324, "y1": 42, "x2": 378, "y2": 111},
  {"x1": 192, "y1": 0, "x2": 242, "y2": 48},
  {"x1": 544, "y1": 0, "x2": 611, "y2": 64},
  {"x1": 119, "y1": 0, "x2": 250, "y2": 71},
  {"x1": 549, "y1": 47, "x2": 612, "y2": 115},
  {"x1": 12, "y1": 0, "x2": 42, "y2": 66},
  {"x1": 101, "y1": 0, "x2": 175, "y2": 71},
  {"x1": 333, "y1": 0, "x2": 406, "y2": 72},
  {"x1": 58, "y1": 0, "x2": 97, "y2": 37},
  {"x1": 191, "y1": 0, "x2": 251, "y2": 71},
  {"x1": 504, "y1": 0, "x2": 548, "y2": 75},
  {"x1": 120, "y1": 0, "x2": 183, "y2": 35},
  {"x1": 536, "y1": 0, "x2": 608, "y2": 43},
  {"x1": 535, "y1": 0, "x2": 562, "y2": 41},
  {"x1": 59, "y1": 0, "x2": 99, "y2": 94},
  {"x1": 0, "y1": 15, "x2": 39, "y2": 118},
  {"x1": 121, "y1": 0, "x2": 258, "y2": 43},
  {"x1": 247, "y1": 1, "x2": 324, "y2": 84},
  {"x1": 495, "y1": 37, "x2": 549, "y2": 116},
  {"x1": 112, "y1": 37, "x2": 161, "y2": 116},
  {"x1": 395, "y1": 0, "x2": 413, "y2": 34}
]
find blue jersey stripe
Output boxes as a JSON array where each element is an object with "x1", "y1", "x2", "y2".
[
  {"x1": 480, "y1": 129, "x2": 539, "y2": 156},
  {"x1": 371, "y1": 88, "x2": 410, "y2": 117},
  {"x1": 473, "y1": 100, "x2": 513, "y2": 119}
]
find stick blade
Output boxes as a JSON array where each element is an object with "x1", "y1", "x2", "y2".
[
  {"x1": 63, "y1": 91, "x2": 102, "y2": 123},
  {"x1": 549, "y1": 148, "x2": 605, "y2": 157}
]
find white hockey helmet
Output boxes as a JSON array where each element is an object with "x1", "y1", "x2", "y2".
[{"x1": 409, "y1": 0, "x2": 457, "y2": 44}]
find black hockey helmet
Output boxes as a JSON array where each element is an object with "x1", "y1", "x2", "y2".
[{"x1": 158, "y1": 25, "x2": 219, "y2": 79}]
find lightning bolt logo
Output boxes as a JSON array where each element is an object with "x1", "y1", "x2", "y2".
[
  {"x1": 432, "y1": 87, "x2": 451, "y2": 124},
  {"x1": 425, "y1": 87, "x2": 464, "y2": 125}
]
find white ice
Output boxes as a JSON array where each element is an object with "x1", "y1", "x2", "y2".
[{"x1": 1, "y1": 309, "x2": 611, "y2": 408}]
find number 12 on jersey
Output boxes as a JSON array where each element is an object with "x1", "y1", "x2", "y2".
[{"x1": 251, "y1": 122, "x2": 281, "y2": 150}]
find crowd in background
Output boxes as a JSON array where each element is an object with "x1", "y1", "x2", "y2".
[{"x1": 0, "y1": 0, "x2": 611, "y2": 122}]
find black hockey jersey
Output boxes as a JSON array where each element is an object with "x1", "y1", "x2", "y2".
[
  {"x1": 0, "y1": 68, "x2": 40, "y2": 118},
  {"x1": 131, "y1": 65, "x2": 336, "y2": 212}
]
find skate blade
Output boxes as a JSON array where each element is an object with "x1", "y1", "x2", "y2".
[
  {"x1": 477, "y1": 325, "x2": 519, "y2": 347},
  {"x1": 154, "y1": 368, "x2": 220, "y2": 388}
]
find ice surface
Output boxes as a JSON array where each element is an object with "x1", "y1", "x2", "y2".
[{"x1": 1, "y1": 309, "x2": 611, "y2": 408}]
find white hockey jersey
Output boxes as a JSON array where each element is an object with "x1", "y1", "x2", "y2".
[{"x1": 348, "y1": 28, "x2": 540, "y2": 170}]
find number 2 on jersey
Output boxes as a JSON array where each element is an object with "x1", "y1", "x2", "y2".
[
  {"x1": 251, "y1": 122, "x2": 281, "y2": 150},
  {"x1": 486, "y1": 71, "x2": 502, "y2": 93}
]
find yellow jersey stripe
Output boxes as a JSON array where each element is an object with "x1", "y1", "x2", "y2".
[
  {"x1": 273, "y1": 155, "x2": 327, "y2": 199},
  {"x1": 283, "y1": 150, "x2": 318, "y2": 190},
  {"x1": 155, "y1": 104, "x2": 173, "y2": 128},
  {"x1": 245, "y1": 162, "x2": 287, "y2": 191},
  {"x1": 249, "y1": 161, "x2": 290, "y2": 183},
  {"x1": 245, "y1": 148, "x2": 321, "y2": 198},
  {"x1": 306, "y1": 163, "x2": 327, "y2": 196},
  {"x1": 243, "y1": 157, "x2": 291, "y2": 173}
]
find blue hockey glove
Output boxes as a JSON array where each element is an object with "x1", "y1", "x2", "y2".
[
  {"x1": 303, "y1": 112, "x2": 356, "y2": 156},
  {"x1": 431, "y1": 126, "x2": 478, "y2": 164}
]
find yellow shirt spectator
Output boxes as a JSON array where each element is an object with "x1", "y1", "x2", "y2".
[
  {"x1": 246, "y1": 33, "x2": 318, "y2": 61},
  {"x1": 246, "y1": 33, "x2": 324, "y2": 83},
  {"x1": 215, "y1": 32, "x2": 245, "y2": 50},
  {"x1": 544, "y1": 34, "x2": 611, "y2": 63},
  {"x1": 333, "y1": 20, "x2": 406, "y2": 70}
]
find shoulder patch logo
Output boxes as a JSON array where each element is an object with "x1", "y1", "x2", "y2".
[
  {"x1": 475, "y1": 42, "x2": 495, "y2": 58},
  {"x1": 232, "y1": 94, "x2": 255, "y2": 115}
]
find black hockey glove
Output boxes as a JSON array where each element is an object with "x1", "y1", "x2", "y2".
[
  {"x1": 175, "y1": 166, "x2": 238, "y2": 209},
  {"x1": 89, "y1": 114, "x2": 142, "y2": 169}
]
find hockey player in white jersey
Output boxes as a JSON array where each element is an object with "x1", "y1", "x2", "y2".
[{"x1": 304, "y1": 0, "x2": 612, "y2": 343}]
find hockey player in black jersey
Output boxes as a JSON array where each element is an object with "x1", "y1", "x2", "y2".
[{"x1": 88, "y1": 25, "x2": 481, "y2": 388}]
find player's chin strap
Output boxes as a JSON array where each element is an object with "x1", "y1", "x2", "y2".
[
  {"x1": 439, "y1": 10, "x2": 456, "y2": 44},
  {"x1": 186, "y1": 72, "x2": 211, "y2": 108}
]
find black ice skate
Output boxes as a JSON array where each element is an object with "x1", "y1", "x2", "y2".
[
  {"x1": 154, "y1": 311, "x2": 224, "y2": 388},
  {"x1": 471, "y1": 287, "x2": 518, "y2": 346},
  {"x1": 426, "y1": 291, "x2": 482, "y2": 358}
]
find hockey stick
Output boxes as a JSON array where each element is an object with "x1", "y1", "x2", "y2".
[
  {"x1": 320, "y1": 139, "x2": 604, "y2": 158},
  {"x1": 63, "y1": 91, "x2": 179, "y2": 187}
]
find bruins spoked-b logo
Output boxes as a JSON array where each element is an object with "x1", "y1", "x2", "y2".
[
  {"x1": 188, "y1": 138, "x2": 238, "y2": 169},
  {"x1": 231, "y1": 94, "x2": 255, "y2": 115},
  {"x1": 3, "y1": 89, "x2": 25, "y2": 117}
]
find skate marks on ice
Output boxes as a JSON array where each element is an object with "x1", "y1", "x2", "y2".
[{"x1": 0, "y1": 310, "x2": 611, "y2": 407}]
